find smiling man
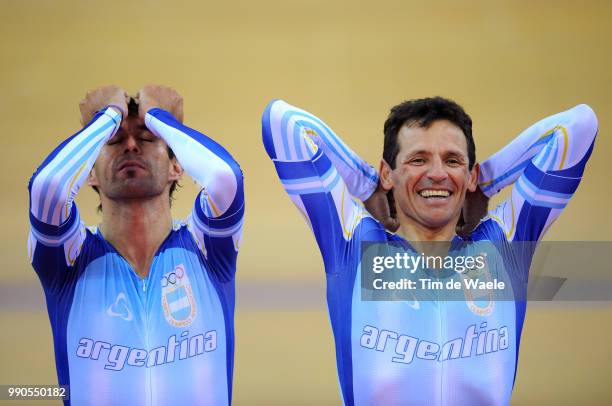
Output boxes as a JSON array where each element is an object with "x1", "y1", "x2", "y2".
[
  {"x1": 28, "y1": 85, "x2": 244, "y2": 405},
  {"x1": 261, "y1": 97, "x2": 598, "y2": 405}
]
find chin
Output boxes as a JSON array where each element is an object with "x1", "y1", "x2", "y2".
[
  {"x1": 416, "y1": 211, "x2": 458, "y2": 230},
  {"x1": 107, "y1": 183, "x2": 165, "y2": 200},
  {"x1": 422, "y1": 219, "x2": 454, "y2": 230}
]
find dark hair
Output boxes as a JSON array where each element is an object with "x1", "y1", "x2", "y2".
[
  {"x1": 92, "y1": 97, "x2": 180, "y2": 212},
  {"x1": 127, "y1": 96, "x2": 139, "y2": 116},
  {"x1": 383, "y1": 96, "x2": 475, "y2": 170},
  {"x1": 382, "y1": 97, "x2": 474, "y2": 219}
]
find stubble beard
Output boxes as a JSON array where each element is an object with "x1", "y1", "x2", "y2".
[{"x1": 105, "y1": 169, "x2": 167, "y2": 202}]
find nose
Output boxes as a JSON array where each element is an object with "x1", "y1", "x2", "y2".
[
  {"x1": 427, "y1": 157, "x2": 448, "y2": 182},
  {"x1": 122, "y1": 134, "x2": 141, "y2": 154}
]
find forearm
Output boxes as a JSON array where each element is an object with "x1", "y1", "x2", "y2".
[
  {"x1": 28, "y1": 106, "x2": 121, "y2": 226},
  {"x1": 479, "y1": 104, "x2": 598, "y2": 197},
  {"x1": 262, "y1": 99, "x2": 378, "y2": 201},
  {"x1": 144, "y1": 108, "x2": 243, "y2": 218}
]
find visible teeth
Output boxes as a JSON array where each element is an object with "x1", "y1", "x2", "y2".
[{"x1": 419, "y1": 190, "x2": 450, "y2": 198}]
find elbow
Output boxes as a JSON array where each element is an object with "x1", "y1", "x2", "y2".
[
  {"x1": 28, "y1": 172, "x2": 62, "y2": 219},
  {"x1": 209, "y1": 163, "x2": 244, "y2": 216},
  {"x1": 571, "y1": 104, "x2": 599, "y2": 141},
  {"x1": 29, "y1": 171, "x2": 60, "y2": 199},
  {"x1": 261, "y1": 99, "x2": 285, "y2": 160},
  {"x1": 217, "y1": 162, "x2": 244, "y2": 197},
  {"x1": 232, "y1": 163, "x2": 244, "y2": 192}
]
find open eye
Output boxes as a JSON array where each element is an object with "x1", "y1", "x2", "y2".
[{"x1": 409, "y1": 158, "x2": 426, "y2": 165}]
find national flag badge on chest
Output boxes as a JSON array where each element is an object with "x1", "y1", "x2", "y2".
[{"x1": 161, "y1": 264, "x2": 197, "y2": 327}]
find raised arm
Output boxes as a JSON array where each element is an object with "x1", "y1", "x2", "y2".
[
  {"x1": 139, "y1": 86, "x2": 244, "y2": 281},
  {"x1": 263, "y1": 100, "x2": 378, "y2": 200},
  {"x1": 262, "y1": 99, "x2": 378, "y2": 270},
  {"x1": 28, "y1": 86, "x2": 126, "y2": 288},
  {"x1": 479, "y1": 104, "x2": 598, "y2": 241}
]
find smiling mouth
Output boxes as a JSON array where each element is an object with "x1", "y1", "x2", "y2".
[{"x1": 418, "y1": 189, "x2": 452, "y2": 198}]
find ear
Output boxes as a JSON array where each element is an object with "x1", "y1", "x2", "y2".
[
  {"x1": 87, "y1": 168, "x2": 99, "y2": 187},
  {"x1": 467, "y1": 162, "x2": 480, "y2": 192},
  {"x1": 168, "y1": 158, "x2": 184, "y2": 182},
  {"x1": 379, "y1": 159, "x2": 394, "y2": 191}
]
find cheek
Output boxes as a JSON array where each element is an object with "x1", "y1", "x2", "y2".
[
  {"x1": 94, "y1": 150, "x2": 113, "y2": 174},
  {"x1": 450, "y1": 169, "x2": 471, "y2": 189},
  {"x1": 396, "y1": 167, "x2": 422, "y2": 189},
  {"x1": 93, "y1": 159, "x2": 109, "y2": 180}
]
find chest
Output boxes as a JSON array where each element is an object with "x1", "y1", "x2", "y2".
[{"x1": 66, "y1": 247, "x2": 226, "y2": 346}]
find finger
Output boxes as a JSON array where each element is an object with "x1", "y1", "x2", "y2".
[
  {"x1": 383, "y1": 217, "x2": 400, "y2": 233},
  {"x1": 176, "y1": 98, "x2": 184, "y2": 122},
  {"x1": 456, "y1": 225, "x2": 468, "y2": 237},
  {"x1": 456, "y1": 221, "x2": 477, "y2": 237}
]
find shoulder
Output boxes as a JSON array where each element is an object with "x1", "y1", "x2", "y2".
[
  {"x1": 357, "y1": 211, "x2": 396, "y2": 243},
  {"x1": 161, "y1": 221, "x2": 202, "y2": 253},
  {"x1": 470, "y1": 217, "x2": 509, "y2": 241}
]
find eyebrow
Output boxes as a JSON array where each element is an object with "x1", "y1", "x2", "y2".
[{"x1": 404, "y1": 148, "x2": 467, "y2": 157}]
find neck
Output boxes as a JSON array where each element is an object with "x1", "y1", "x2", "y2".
[
  {"x1": 396, "y1": 213, "x2": 458, "y2": 242},
  {"x1": 98, "y1": 196, "x2": 172, "y2": 278},
  {"x1": 395, "y1": 215, "x2": 458, "y2": 258}
]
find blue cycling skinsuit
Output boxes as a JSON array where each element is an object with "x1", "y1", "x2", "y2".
[
  {"x1": 28, "y1": 107, "x2": 244, "y2": 405},
  {"x1": 262, "y1": 100, "x2": 597, "y2": 405}
]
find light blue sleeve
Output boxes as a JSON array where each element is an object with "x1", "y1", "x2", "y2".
[
  {"x1": 28, "y1": 107, "x2": 121, "y2": 286},
  {"x1": 262, "y1": 99, "x2": 378, "y2": 271},
  {"x1": 479, "y1": 104, "x2": 598, "y2": 241},
  {"x1": 145, "y1": 109, "x2": 244, "y2": 281}
]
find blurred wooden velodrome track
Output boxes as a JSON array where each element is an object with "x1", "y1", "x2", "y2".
[{"x1": 1, "y1": 0, "x2": 611, "y2": 404}]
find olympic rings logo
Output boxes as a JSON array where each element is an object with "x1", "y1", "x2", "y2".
[{"x1": 161, "y1": 266, "x2": 185, "y2": 288}]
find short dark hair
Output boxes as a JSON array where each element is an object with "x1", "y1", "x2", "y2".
[
  {"x1": 92, "y1": 97, "x2": 180, "y2": 212},
  {"x1": 383, "y1": 96, "x2": 475, "y2": 170}
]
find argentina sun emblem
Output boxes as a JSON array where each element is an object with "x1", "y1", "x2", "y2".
[{"x1": 161, "y1": 264, "x2": 197, "y2": 327}]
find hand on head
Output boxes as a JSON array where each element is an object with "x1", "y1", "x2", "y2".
[
  {"x1": 79, "y1": 85, "x2": 129, "y2": 125},
  {"x1": 455, "y1": 186, "x2": 489, "y2": 237},
  {"x1": 136, "y1": 85, "x2": 184, "y2": 122},
  {"x1": 364, "y1": 182, "x2": 400, "y2": 232},
  {"x1": 79, "y1": 85, "x2": 184, "y2": 125}
]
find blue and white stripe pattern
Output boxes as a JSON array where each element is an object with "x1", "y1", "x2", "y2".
[
  {"x1": 30, "y1": 108, "x2": 121, "y2": 225},
  {"x1": 263, "y1": 100, "x2": 378, "y2": 202},
  {"x1": 28, "y1": 107, "x2": 121, "y2": 265},
  {"x1": 144, "y1": 108, "x2": 244, "y2": 262},
  {"x1": 280, "y1": 163, "x2": 342, "y2": 195},
  {"x1": 479, "y1": 104, "x2": 598, "y2": 241}
]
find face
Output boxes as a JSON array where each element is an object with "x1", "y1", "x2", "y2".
[
  {"x1": 381, "y1": 119, "x2": 479, "y2": 230},
  {"x1": 87, "y1": 115, "x2": 182, "y2": 203}
]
